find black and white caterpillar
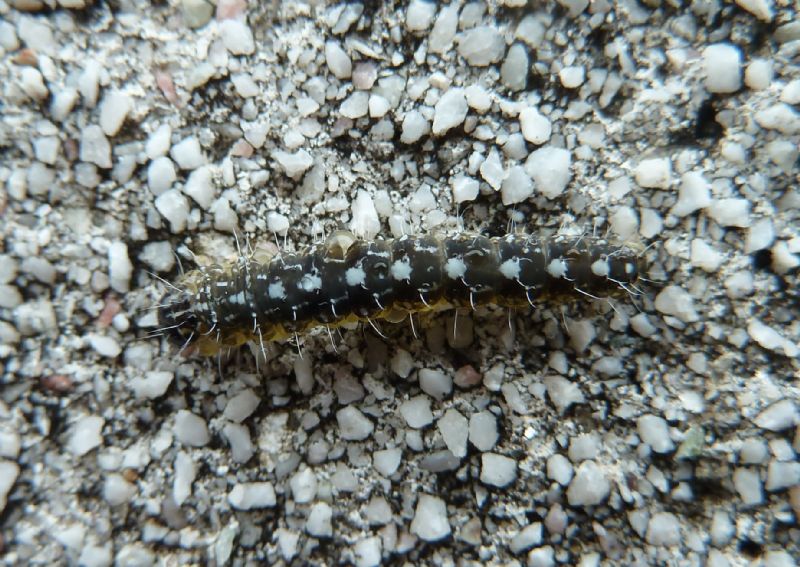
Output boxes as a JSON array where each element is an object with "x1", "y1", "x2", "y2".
[{"x1": 156, "y1": 232, "x2": 644, "y2": 356}]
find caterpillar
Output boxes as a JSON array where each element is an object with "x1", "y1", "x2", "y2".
[{"x1": 156, "y1": 232, "x2": 644, "y2": 356}]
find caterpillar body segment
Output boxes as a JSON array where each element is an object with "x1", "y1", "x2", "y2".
[{"x1": 157, "y1": 232, "x2": 644, "y2": 356}]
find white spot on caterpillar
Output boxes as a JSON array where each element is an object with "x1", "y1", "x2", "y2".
[
  {"x1": 300, "y1": 273, "x2": 322, "y2": 292},
  {"x1": 546, "y1": 259, "x2": 568, "y2": 279},
  {"x1": 445, "y1": 257, "x2": 466, "y2": 279},
  {"x1": 591, "y1": 259, "x2": 610, "y2": 277},
  {"x1": 346, "y1": 267, "x2": 366, "y2": 286},
  {"x1": 499, "y1": 258, "x2": 521, "y2": 280},
  {"x1": 391, "y1": 259, "x2": 412, "y2": 281},
  {"x1": 268, "y1": 281, "x2": 286, "y2": 299},
  {"x1": 625, "y1": 262, "x2": 636, "y2": 275}
]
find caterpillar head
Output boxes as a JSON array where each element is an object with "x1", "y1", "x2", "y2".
[{"x1": 156, "y1": 291, "x2": 198, "y2": 347}]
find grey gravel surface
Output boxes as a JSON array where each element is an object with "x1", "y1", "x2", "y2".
[{"x1": 1, "y1": 0, "x2": 799, "y2": 566}]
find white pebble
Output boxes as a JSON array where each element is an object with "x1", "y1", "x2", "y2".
[
  {"x1": 353, "y1": 536, "x2": 382, "y2": 567},
  {"x1": 610, "y1": 206, "x2": 638, "y2": 241},
  {"x1": 34, "y1": 136, "x2": 60, "y2": 165},
  {"x1": 13, "y1": 300, "x2": 57, "y2": 336},
  {"x1": 399, "y1": 110, "x2": 429, "y2": 144},
  {"x1": 433, "y1": 88, "x2": 468, "y2": 135},
  {"x1": 419, "y1": 368, "x2": 452, "y2": 400},
  {"x1": 129, "y1": 371, "x2": 173, "y2": 399},
  {"x1": 707, "y1": 198, "x2": 751, "y2": 228},
  {"x1": 340, "y1": 91, "x2": 369, "y2": 119},
  {"x1": 745, "y1": 218, "x2": 775, "y2": 253},
  {"x1": 469, "y1": 411, "x2": 499, "y2": 452},
  {"x1": 212, "y1": 198, "x2": 238, "y2": 233},
  {"x1": 50, "y1": 87, "x2": 79, "y2": 122},
  {"x1": 690, "y1": 239, "x2": 723, "y2": 272},
  {"x1": 451, "y1": 174, "x2": 479, "y2": 203},
  {"x1": 336, "y1": 406, "x2": 374, "y2": 440},
  {"x1": 231, "y1": 73, "x2": 259, "y2": 98},
  {"x1": 457, "y1": 25, "x2": 506, "y2": 66},
  {"x1": 80, "y1": 125, "x2": 112, "y2": 169},
  {"x1": 733, "y1": 467, "x2": 763, "y2": 505},
  {"x1": 399, "y1": 395, "x2": 433, "y2": 428},
  {"x1": 306, "y1": 502, "x2": 333, "y2": 537},
  {"x1": 724, "y1": 271, "x2": 753, "y2": 299},
  {"x1": 155, "y1": 190, "x2": 190, "y2": 233},
  {"x1": 510, "y1": 522, "x2": 543, "y2": 554},
  {"x1": 772, "y1": 241, "x2": 800, "y2": 274},
  {"x1": 324, "y1": 40, "x2": 351, "y2": 79},
  {"x1": 634, "y1": 157, "x2": 672, "y2": 189},
  {"x1": 735, "y1": 0, "x2": 774, "y2": 21},
  {"x1": 273, "y1": 149, "x2": 313, "y2": 180},
  {"x1": 429, "y1": 4, "x2": 459, "y2": 54},
  {"x1": 525, "y1": 146, "x2": 572, "y2": 199},
  {"x1": 703, "y1": 43, "x2": 742, "y2": 93},
  {"x1": 88, "y1": 334, "x2": 122, "y2": 358},
  {"x1": 480, "y1": 453, "x2": 517, "y2": 487},
  {"x1": 559, "y1": 65, "x2": 585, "y2": 88},
  {"x1": 223, "y1": 389, "x2": 260, "y2": 423},
  {"x1": 546, "y1": 454, "x2": 574, "y2": 485},
  {"x1": 645, "y1": 512, "x2": 681, "y2": 546},
  {"x1": 781, "y1": 79, "x2": 800, "y2": 105},
  {"x1": 145, "y1": 124, "x2": 172, "y2": 159},
  {"x1": 107, "y1": 241, "x2": 133, "y2": 293},
  {"x1": 170, "y1": 137, "x2": 205, "y2": 170},
  {"x1": 566, "y1": 460, "x2": 610, "y2": 506},
  {"x1": 78, "y1": 64, "x2": 99, "y2": 108},
  {"x1": 0, "y1": 461, "x2": 18, "y2": 513},
  {"x1": 501, "y1": 43, "x2": 529, "y2": 91},
  {"x1": 67, "y1": 415, "x2": 104, "y2": 456},
  {"x1": 147, "y1": 157, "x2": 177, "y2": 196},
  {"x1": 639, "y1": 208, "x2": 663, "y2": 239},
  {"x1": 568, "y1": 433, "x2": 600, "y2": 462},
  {"x1": 765, "y1": 461, "x2": 800, "y2": 492},
  {"x1": 290, "y1": 467, "x2": 318, "y2": 503},
  {"x1": 501, "y1": 165, "x2": 534, "y2": 205},
  {"x1": 744, "y1": 58, "x2": 773, "y2": 90},
  {"x1": 219, "y1": 19, "x2": 255, "y2": 55},
  {"x1": 350, "y1": 189, "x2": 380, "y2": 240},
  {"x1": 373, "y1": 448, "x2": 402, "y2": 477},
  {"x1": 519, "y1": 107, "x2": 552, "y2": 145},
  {"x1": 437, "y1": 409, "x2": 468, "y2": 458},
  {"x1": 671, "y1": 172, "x2": 712, "y2": 217},
  {"x1": 754, "y1": 103, "x2": 800, "y2": 135},
  {"x1": 0, "y1": 432, "x2": 20, "y2": 459},
  {"x1": 99, "y1": 91, "x2": 132, "y2": 137},
  {"x1": 765, "y1": 140, "x2": 798, "y2": 173},
  {"x1": 465, "y1": 84, "x2": 492, "y2": 113},
  {"x1": 543, "y1": 375, "x2": 585, "y2": 413},
  {"x1": 368, "y1": 94, "x2": 391, "y2": 118},
  {"x1": 267, "y1": 212, "x2": 290, "y2": 236},
  {"x1": 174, "y1": 410, "x2": 210, "y2": 447},
  {"x1": 183, "y1": 165, "x2": 215, "y2": 210},
  {"x1": 637, "y1": 414, "x2": 675, "y2": 453},
  {"x1": 655, "y1": 285, "x2": 699, "y2": 323},
  {"x1": 103, "y1": 474, "x2": 136, "y2": 506},
  {"x1": 229, "y1": 482, "x2": 276, "y2": 510},
  {"x1": 754, "y1": 399, "x2": 799, "y2": 431},
  {"x1": 410, "y1": 494, "x2": 450, "y2": 542},
  {"x1": 480, "y1": 147, "x2": 505, "y2": 190},
  {"x1": 20, "y1": 67, "x2": 49, "y2": 100},
  {"x1": 406, "y1": 0, "x2": 436, "y2": 31}
]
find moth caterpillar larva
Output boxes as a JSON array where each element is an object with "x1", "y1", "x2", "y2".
[{"x1": 156, "y1": 232, "x2": 644, "y2": 356}]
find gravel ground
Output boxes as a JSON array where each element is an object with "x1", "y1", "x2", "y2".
[{"x1": 1, "y1": 0, "x2": 799, "y2": 565}]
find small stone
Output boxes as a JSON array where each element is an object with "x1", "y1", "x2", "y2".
[
  {"x1": 182, "y1": 0, "x2": 213, "y2": 28},
  {"x1": 129, "y1": 371, "x2": 173, "y2": 399},
  {"x1": 350, "y1": 189, "x2": 380, "y2": 240},
  {"x1": 452, "y1": 174, "x2": 480, "y2": 203},
  {"x1": 654, "y1": 285, "x2": 699, "y2": 323},
  {"x1": 410, "y1": 494, "x2": 450, "y2": 542},
  {"x1": 340, "y1": 91, "x2": 369, "y2": 119},
  {"x1": 99, "y1": 91, "x2": 132, "y2": 137},
  {"x1": 457, "y1": 25, "x2": 506, "y2": 66},
  {"x1": 20, "y1": 67, "x2": 48, "y2": 100},
  {"x1": 174, "y1": 410, "x2": 210, "y2": 447},
  {"x1": 229, "y1": 482, "x2": 276, "y2": 510},
  {"x1": 432, "y1": 88, "x2": 468, "y2": 135},
  {"x1": 765, "y1": 461, "x2": 800, "y2": 492},
  {"x1": 353, "y1": 536, "x2": 382, "y2": 567},
  {"x1": 437, "y1": 409, "x2": 468, "y2": 458},
  {"x1": 754, "y1": 103, "x2": 800, "y2": 135},
  {"x1": 707, "y1": 198, "x2": 751, "y2": 228},
  {"x1": 103, "y1": 474, "x2": 136, "y2": 506},
  {"x1": 501, "y1": 43, "x2": 529, "y2": 91},
  {"x1": 480, "y1": 147, "x2": 505, "y2": 190},
  {"x1": 754, "y1": 399, "x2": 799, "y2": 431},
  {"x1": 510, "y1": 522, "x2": 543, "y2": 554},
  {"x1": 465, "y1": 84, "x2": 492, "y2": 113},
  {"x1": 501, "y1": 165, "x2": 534, "y2": 205},
  {"x1": 733, "y1": 467, "x2": 763, "y2": 505},
  {"x1": 566, "y1": 460, "x2": 610, "y2": 506},
  {"x1": 325, "y1": 41, "x2": 352, "y2": 79},
  {"x1": 219, "y1": 19, "x2": 255, "y2": 55},
  {"x1": 80, "y1": 125, "x2": 112, "y2": 169},
  {"x1": 231, "y1": 73, "x2": 259, "y2": 98},
  {"x1": 671, "y1": 172, "x2": 712, "y2": 217},
  {"x1": 222, "y1": 423, "x2": 254, "y2": 463},
  {"x1": 223, "y1": 389, "x2": 260, "y2": 423},
  {"x1": 273, "y1": 149, "x2": 313, "y2": 180},
  {"x1": 183, "y1": 165, "x2": 215, "y2": 210},
  {"x1": 745, "y1": 58, "x2": 773, "y2": 90},
  {"x1": 108, "y1": 241, "x2": 133, "y2": 293},
  {"x1": 690, "y1": 239, "x2": 723, "y2": 272},
  {"x1": 418, "y1": 368, "x2": 452, "y2": 400},
  {"x1": 155, "y1": 190, "x2": 190, "y2": 233},
  {"x1": 637, "y1": 414, "x2": 674, "y2": 453},
  {"x1": 645, "y1": 512, "x2": 681, "y2": 546},
  {"x1": 568, "y1": 433, "x2": 600, "y2": 462},
  {"x1": 352, "y1": 62, "x2": 378, "y2": 90},
  {"x1": 429, "y1": 3, "x2": 458, "y2": 54},
  {"x1": 170, "y1": 137, "x2": 205, "y2": 170},
  {"x1": 703, "y1": 43, "x2": 742, "y2": 93},
  {"x1": 525, "y1": 146, "x2": 572, "y2": 199},
  {"x1": 373, "y1": 448, "x2": 402, "y2": 477},
  {"x1": 147, "y1": 157, "x2": 177, "y2": 196},
  {"x1": 406, "y1": 0, "x2": 436, "y2": 32},
  {"x1": 735, "y1": 0, "x2": 774, "y2": 21},
  {"x1": 400, "y1": 110, "x2": 430, "y2": 144},
  {"x1": 399, "y1": 395, "x2": 433, "y2": 429},
  {"x1": 480, "y1": 453, "x2": 517, "y2": 487},
  {"x1": 336, "y1": 406, "x2": 374, "y2": 440},
  {"x1": 546, "y1": 454, "x2": 574, "y2": 485},
  {"x1": 88, "y1": 334, "x2": 122, "y2": 358},
  {"x1": 0, "y1": 461, "x2": 19, "y2": 513},
  {"x1": 634, "y1": 158, "x2": 672, "y2": 189},
  {"x1": 306, "y1": 502, "x2": 333, "y2": 538},
  {"x1": 368, "y1": 94, "x2": 391, "y2": 118},
  {"x1": 290, "y1": 467, "x2": 318, "y2": 503},
  {"x1": 67, "y1": 415, "x2": 104, "y2": 456},
  {"x1": 469, "y1": 411, "x2": 499, "y2": 452},
  {"x1": 559, "y1": 65, "x2": 585, "y2": 88},
  {"x1": 519, "y1": 107, "x2": 551, "y2": 145},
  {"x1": 33, "y1": 137, "x2": 60, "y2": 165}
]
